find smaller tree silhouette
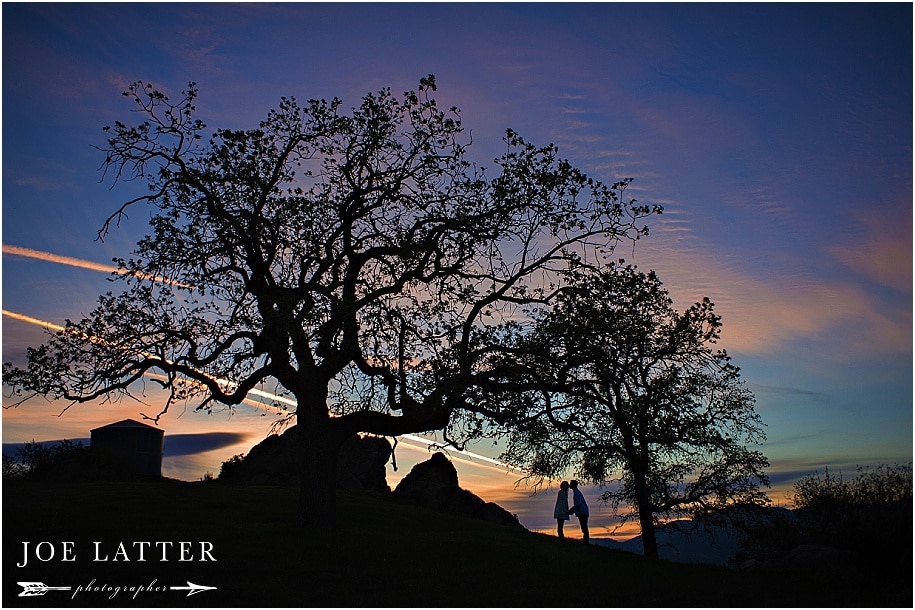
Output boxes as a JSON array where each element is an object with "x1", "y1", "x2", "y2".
[{"x1": 489, "y1": 264, "x2": 770, "y2": 558}]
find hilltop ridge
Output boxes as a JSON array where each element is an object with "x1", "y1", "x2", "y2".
[{"x1": 4, "y1": 478, "x2": 908, "y2": 607}]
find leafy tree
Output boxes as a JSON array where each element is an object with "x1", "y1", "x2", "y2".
[
  {"x1": 2, "y1": 76, "x2": 658, "y2": 529},
  {"x1": 489, "y1": 264, "x2": 769, "y2": 558}
]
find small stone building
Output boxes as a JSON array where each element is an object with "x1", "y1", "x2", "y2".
[{"x1": 90, "y1": 419, "x2": 164, "y2": 477}]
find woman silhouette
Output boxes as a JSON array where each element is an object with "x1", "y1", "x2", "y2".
[{"x1": 553, "y1": 481, "x2": 571, "y2": 538}]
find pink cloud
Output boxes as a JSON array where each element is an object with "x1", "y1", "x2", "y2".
[
  {"x1": 829, "y1": 200, "x2": 913, "y2": 294},
  {"x1": 631, "y1": 229, "x2": 911, "y2": 360}
]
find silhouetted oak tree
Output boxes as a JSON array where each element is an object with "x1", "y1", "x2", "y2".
[
  {"x1": 489, "y1": 265, "x2": 770, "y2": 558},
  {"x1": 2, "y1": 77, "x2": 658, "y2": 529}
]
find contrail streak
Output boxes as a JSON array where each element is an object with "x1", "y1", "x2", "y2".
[
  {"x1": 4, "y1": 309, "x2": 286, "y2": 410},
  {"x1": 142, "y1": 372, "x2": 290, "y2": 415},
  {"x1": 2, "y1": 244, "x2": 190, "y2": 287},
  {"x1": 3, "y1": 310, "x2": 518, "y2": 473},
  {"x1": 3, "y1": 244, "x2": 120, "y2": 274},
  {"x1": 393, "y1": 438, "x2": 516, "y2": 475},
  {"x1": 400, "y1": 433, "x2": 516, "y2": 472},
  {"x1": 4, "y1": 310, "x2": 292, "y2": 414},
  {"x1": 3, "y1": 310, "x2": 67, "y2": 333}
]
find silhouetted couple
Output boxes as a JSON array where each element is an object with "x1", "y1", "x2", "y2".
[{"x1": 553, "y1": 480, "x2": 589, "y2": 543}]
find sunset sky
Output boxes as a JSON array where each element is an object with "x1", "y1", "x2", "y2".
[{"x1": 2, "y1": 3, "x2": 911, "y2": 538}]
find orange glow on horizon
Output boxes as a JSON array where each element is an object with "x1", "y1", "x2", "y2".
[
  {"x1": 531, "y1": 519, "x2": 643, "y2": 541},
  {"x1": 3, "y1": 312, "x2": 793, "y2": 518},
  {"x1": 2, "y1": 310, "x2": 516, "y2": 476}
]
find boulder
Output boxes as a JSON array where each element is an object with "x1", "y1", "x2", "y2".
[
  {"x1": 392, "y1": 452, "x2": 522, "y2": 528},
  {"x1": 218, "y1": 426, "x2": 391, "y2": 493},
  {"x1": 337, "y1": 434, "x2": 392, "y2": 493}
]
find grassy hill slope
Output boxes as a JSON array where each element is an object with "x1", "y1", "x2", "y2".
[{"x1": 2, "y1": 479, "x2": 903, "y2": 607}]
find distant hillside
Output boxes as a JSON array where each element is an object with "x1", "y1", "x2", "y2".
[
  {"x1": 594, "y1": 520, "x2": 739, "y2": 566},
  {"x1": 594, "y1": 509, "x2": 796, "y2": 566}
]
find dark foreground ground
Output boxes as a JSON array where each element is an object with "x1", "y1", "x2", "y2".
[{"x1": 3, "y1": 479, "x2": 909, "y2": 607}]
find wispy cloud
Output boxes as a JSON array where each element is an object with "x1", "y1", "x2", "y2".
[
  {"x1": 761, "y1": 454, "x2": 912, "y2": 502},
  {"x1": 749, "y1": 384, "x2": 831, "y2": 403},
  {"x1": 163, "y1": 432, "x2": 252, "y2": 457},
  {"x1": 628, "y1": 228, "x2": 912, "y2": 362},
  {"x1": 2, "y1": 431, "x2": 253, "y2": 460},
  {"x1": 829, "y1": 202, "x2": 913, "y2": 294},
  {"x1": 13, "y1": 175, "x2": 80, "y2": 192}
]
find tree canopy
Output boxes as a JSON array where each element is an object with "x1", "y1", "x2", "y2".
[
  {"x1": 486, "y1": 264, "x2": 770, "y2": 557},
  {"x1": 3, "y1": 76, "x2": 659, "y2": 528}
]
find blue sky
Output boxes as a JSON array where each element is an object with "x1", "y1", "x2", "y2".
[{"x1": 2, "y1": 3, "x2": 911, "y2": 535}]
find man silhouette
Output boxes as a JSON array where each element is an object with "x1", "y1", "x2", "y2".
[{"x1": 568, "y1": 480, "x2": 590, "y2": 544}]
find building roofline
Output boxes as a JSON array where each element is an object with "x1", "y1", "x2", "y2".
[{"x1": 90, "y1": 418, "x2": 162, "y2": 432}]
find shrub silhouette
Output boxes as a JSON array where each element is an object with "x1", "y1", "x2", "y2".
[
  {"x1": 793, "y1": 464, "x2": 912, "y2": 572},
  {"x1": 218, "y1": 453, "x2": 247, "y2": 479},
  {"x1": 3, "y1": 439, "x2": 86, "y2": 480},
  {"x1": 737, "y1": 463, "x2": 912, "y2": 592},
  {"x1": 3, "y1": 439, "x2": 134, "y2": 482}
]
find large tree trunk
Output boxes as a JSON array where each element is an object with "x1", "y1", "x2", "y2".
[
  {"x1": 296, "y1": 408, "x2": 344, "y2": 533},
  {"x1": 633, "y1": 467, "x2": 659, "y2": 559}
]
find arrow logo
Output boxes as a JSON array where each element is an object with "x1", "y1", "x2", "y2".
[
  {"x1": 169, "y1": 581, "x2": 217, "y2": 597},
  {"x1": 19, "y1": 580, "x2": 217, "y2": 598},
  {"x1": 17, "y1": 582, "x2": 72, "y2": 597}
]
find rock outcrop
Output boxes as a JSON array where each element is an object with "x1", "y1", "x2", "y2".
[
  {"x1": 392, "y1": 452, "x2": 523, "y2": 528},
  {"x1": 219, "y1": 430, "x2": 521, "y2": 529},
  {"x1": 218, "y1": 426, "x2": 391, "y2": 493},
  {"x1": 337, "y1": 434, "x2": 392, "y2": 493}
]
